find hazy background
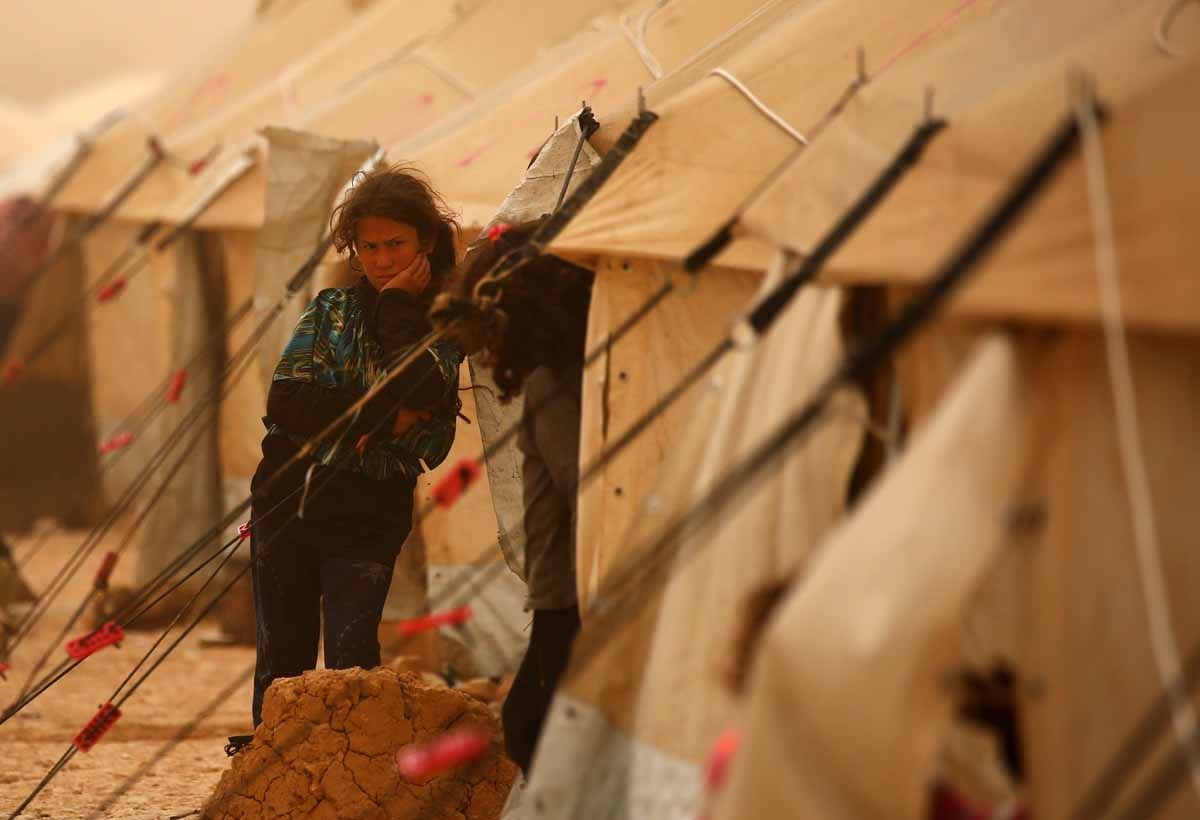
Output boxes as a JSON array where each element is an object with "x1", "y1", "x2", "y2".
[{"x1": 0, "y1": 0, "x2": 258, "y2": 129}]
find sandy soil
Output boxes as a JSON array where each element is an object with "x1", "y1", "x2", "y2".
[{"x1": 1, "y1": 529, "x2": 259, "y2": 819}]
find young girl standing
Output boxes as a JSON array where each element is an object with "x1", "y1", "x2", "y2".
[{"x1": 247, "y1": 166, "x2": 462, "y2": 727}]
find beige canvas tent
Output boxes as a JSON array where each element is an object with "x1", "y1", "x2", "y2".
[
  {"x1": 6, "y1": 0, "x2": 1195, "y2": 815},
  {"x1": 370, "y1": 0, "x2": 806, "y2": 676},
  {"x1": 0, "y1": 100, "x2": 61, "y2": 171},
  {"x1": 738, "y1": 0, "x2": 1200, "y2": 330},
  {"x1": 476, "y1": 0, "x2": 1200, "y2": 818},
  {"x1": 707, "y1": 3, "x2": 1200, "y2": 816},
  {"x1": 507, "y1": 0, "x2": 995, "y2": 810},
  {"x1": 394, "y1": 0, "x2": 795, "y2": 229},
  {"x1": 549, "y1": 0, "x2": 999, "y2": 268},
  {"x1": 30, "y1": 0, "x2": 656, "y2": 659},
  {"x1": 550, "y1": 0, "x2": 991, "y2": 608},
  {"x1": 711, "y1": 334, "x2": 1031, "y2": 820},
  {"x1": 498, "y1": 0, "x2": 1200, "y2": 818},
  {"x1": 0, "y1": 0, "x2": 256, "y2": 109}
]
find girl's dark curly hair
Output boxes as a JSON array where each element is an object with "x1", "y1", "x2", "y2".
[
  {"x1": 330, "y1": 163, "x2": 460, "y2": 298},
  {"x1": 432, "y1": 220, "x2": 593, "y2": 401}
]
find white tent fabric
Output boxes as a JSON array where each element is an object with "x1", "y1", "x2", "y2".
[
  {"x1": 416, "y1": 366, "x2": 528, "y2": 676},
  {"x1": 739, "y1": 0, "x2": 1199, "y2": 331},
  {"x1": 520, "y1": 268, "x2": 865, "y2": 819},
  {"x1": 250, "y1": 127, "x2": 376, "y2": 393},
  {"x1": 50, "y1": 0, "x2": 387, "y2": 225},
  {"x1": 712, "y1": 334, "x2": 1029, "y2": 820},
  {"x1": 467, "y1": 112, "x2": 606, "y2": 578},
  {"x1": 550, "y1": 0, "x2": 992, "y2": 269},
  {"x1": 0, "y1": 99, "x2": 61, "y2": 171},
  {"x1": 399, "y1": 0, "x2": 782, "y2": 230}
]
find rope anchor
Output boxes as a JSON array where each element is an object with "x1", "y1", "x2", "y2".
[
  {"x1": 395, "y1": 727, "x2": 490, "y2": 781},
  {"x1": 99, "y1": 431, "x2": 135, "y2": 454},
  {"x1": 93, "y1": 551, "x2": 119, "y2": 591},
  {"x1": 2, "y1": 360, "x2": 24, "y2": 386},
  {"x1": 96, "y1": 276, "x2": 128, "y2": 303},
  {"x1": 396, "y1": 605, "x2": 472, "y2": 638},
  {"x1": 166, "y1": 369, "x2": 187, "y2": 404},
  {"x1": 65, "y1": 621, "x2": 125, "y2": 661},
  {"x1": 73, "y1": 701, "x2": 122, "y2": 752},
  {"x1": 431, "y1": 459, "x2": 482, "y2": 508}
]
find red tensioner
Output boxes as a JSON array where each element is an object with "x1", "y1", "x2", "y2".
[
  {"x1": 431, "y1": 459, "x2": 482, "y2": 509},
  {"x1": 96, "y1": 277, "x2": 128, "y2": 303},
  {"x1": 395, "y1": 605, "x2": 473, "y2": 638},
  {"x1": 166, "y1": 369, "x2": 187, "y2": 403},
  {"x1": 99, "y1": 432, "x2": 135, "y2": 454},
  {"x1": 93, "y1": 551, "x2": 118, "y2": 591},
  {"x1": 65, "y1": 621, "x2": 125, "y2": 661},
  {"x1": 395, "y1": 728, "x2": 490, "y2": 781},
  {"x1": 73, "y1": 702, "x2": 122, "y2": 752}
]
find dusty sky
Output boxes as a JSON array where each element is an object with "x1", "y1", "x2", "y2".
[{"x1": 0, "y1": 1, "x2": 257, "y2": 107}]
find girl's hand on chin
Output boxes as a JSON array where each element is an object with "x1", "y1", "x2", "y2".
[{"x1": 381, "y1": 253, "x2": 430, "y2": 295}]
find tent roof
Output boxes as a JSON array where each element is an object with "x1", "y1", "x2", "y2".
[
  {"x1": 39, "y1": 72, "x2": 168, "y2": 131},
  {"x1": 395, "y1": 0, "x2": 804, "y2": 229},
  {"x1": 547, "y1": 0, "x2": 997, "y2": 269},
  {"x1": 50, "y1": 0, "x2": 386, "y2": 221},
  {"x1": 738, "y1": 0, "x2": 1200, "y2": 331},
  {"x1": 399, "y1": 23, "x2": 654, "y2": 230},
  {"x1": 0, "y1": 99, "x2": 61, "y2": 170},
  {"x1": 0, "y1": 0, "x2": 256, "y2": 108},
  {"x1": 50, "y1": 0, "x2": 647, "y2": 230}
]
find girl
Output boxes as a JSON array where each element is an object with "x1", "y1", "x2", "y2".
[
  {"x1": 433, "y1": 220, "x2": 593, "y2": 773},
  {"x1": 247, "y1": 166, "x2": 462, "y2": 727}
]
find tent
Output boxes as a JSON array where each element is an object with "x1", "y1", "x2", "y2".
[
  {"x1": 394, "y1": 0, "x2": 797, "y2": 229},
  {"x1": 710, "y1": 2, "x2": 1200, "y2": 815},
  {"x1": 499, "y1": 0, "x2": 1200, "y2": 817},
  {"x1": 0, "y1": 0, "x2": 256, "y2": 111},
  {"x1": 24, "y1": 0, "x2": 656, "y2": 661},
  {"x1": 548, "y1": 0, "x2": 990, "y2": 607},
  {"x1": 738, "y1": 0, "x2": 1200, "y2": 330},
  {"x1": 0, "y1": 99, "x2": 61, "y2": 171},
  {"x1": 549, "y1": 0, "x2": 998, "y2": 268}
]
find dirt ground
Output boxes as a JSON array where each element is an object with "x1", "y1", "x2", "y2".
[{"x1": 1, "y1": 528, "x2": 264, "y2": 820}]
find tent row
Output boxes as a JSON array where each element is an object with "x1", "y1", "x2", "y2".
[{"x1": 1, "y1": 0, "x2": 1197, "y2": 816}]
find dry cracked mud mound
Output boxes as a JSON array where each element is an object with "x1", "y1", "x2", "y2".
[{"x1": 200, "y1": 667, "x2": 517, "y2": 820}]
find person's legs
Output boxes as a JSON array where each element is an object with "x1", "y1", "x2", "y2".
[
  {"x1": 251, "y1": 507, "x2": 321, "y2": 727},
  {"x1": 319, "y1": 474, "x2": 412, "y2": 671},
  {"x1": 502, "y1": 606, "x2": 581, "y2": 773},
  {"x1": 320, "y1": 555, "x2": 395, "y2": 672}
]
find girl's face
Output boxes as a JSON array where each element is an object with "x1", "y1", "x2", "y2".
[{"x1": 355, "y1": 216, "x2": 424, "y2": 291}]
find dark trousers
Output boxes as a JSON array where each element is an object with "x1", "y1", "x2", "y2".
[
  {"x1": 502, "y1": 606, "x2": 581, "y2": 773},
  {"x1": 249, "y1": 462, "x2": 413, "y2": 727}
]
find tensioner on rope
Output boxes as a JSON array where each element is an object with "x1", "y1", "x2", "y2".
[
  {"x1": 99, "y1": 431, "x2": 134, "y2": 454},
  {"x1": 73, "y1": 701, "x2": 122, "y2": 752},
  {"x1": 486, "y1": 222, "x2": 513, "y2": 242},
  {"x1": 166, "y1": 369, "x2": 187, "y2": 403},
  {"x1": 96, "y1": 276, "x2": 128, "y2": 303},
  {"x1": 431, "y1": 458, "x2": 482, "y2": 508},
  {"x1": 396, "y1": 605, "x2": 472, "y2": 638},
  {"x1": 2, "y1": 360, "x2": 24, "y2": 386},
  {"x1": 704, "y1": 728, "x2": 740, "y2": 791},
  {"x1": 395, "y1": 727, "x2": 490, "y2": 781},
  {"x1": 93, "y1": 551, "x2": 118, "y2": 591},
  {"x1": 65, "y1": 621, "x2": 125, "y2": 661}
]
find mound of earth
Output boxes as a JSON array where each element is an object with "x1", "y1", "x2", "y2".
[{"x1": 200, "y1": 667, "x2": 516, "y2": 820}]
